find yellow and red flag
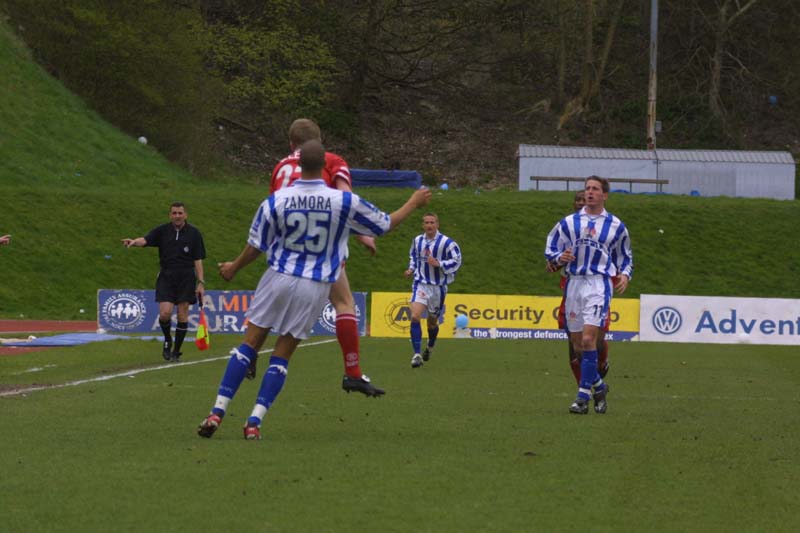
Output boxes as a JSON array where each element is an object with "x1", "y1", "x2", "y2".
[{"x1": 195, "y1": 307, "x2": 210, "y2": 350}]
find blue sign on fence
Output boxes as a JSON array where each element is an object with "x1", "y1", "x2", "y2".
[{"x1": 97, "y1": 289, "x2": 367, "y2": 336}]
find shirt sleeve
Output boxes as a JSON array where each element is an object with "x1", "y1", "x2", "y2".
[
  {"x1": 247, "y1": 197, "x2": 277, "y2": 252},
  {"x1": 614, "y1": 223, "x2": 634, "y2": 279},
  {"x1": 192, "y1": 227, "x2": 206, "y2": 260},
  {"x1": 544, "y1": 219, "x2": 568, "y2": 263},
  {"x1": 327, "y1": 153, "x2": 351, "y2": 188},
  {"x1": 143, "y1": 225, "x2": 161, "y2": 247},
  {"x1": 439, "y1": 240, "x2": 462, "y2": 274},
  {"x1": 347, "y1": 194, "x2": 390, "y2": 237}
]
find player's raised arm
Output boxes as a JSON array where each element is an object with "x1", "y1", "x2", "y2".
[{"x1": 389, "y1": 187, "x2": 432, "y2": 229}]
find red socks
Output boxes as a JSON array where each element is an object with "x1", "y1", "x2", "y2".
[{"x1": 336, "y1": 314, "x2": 361, "y2": 378}]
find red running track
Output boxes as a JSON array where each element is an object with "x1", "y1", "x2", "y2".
[
  {"x1": 0, "y1": 320, "x2": 96, "y2": 355},
  {"x1": 0, "y1": 320, "x2": 96, "y2": 334}
]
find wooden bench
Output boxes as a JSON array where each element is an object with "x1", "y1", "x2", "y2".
[{"x1": 530, "y1": 176, "x2": 669, "y2": 192}]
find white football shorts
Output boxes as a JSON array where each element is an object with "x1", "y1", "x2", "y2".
[
  {"x1": 410, "y1": 282, "x2": 447, "y2": 318},
  {"x1": 564, "y1": 275, "x2": 611, "y2": 332},
  {"x1": 247, "y1": 268, "x2": 331, "y2": 339}
]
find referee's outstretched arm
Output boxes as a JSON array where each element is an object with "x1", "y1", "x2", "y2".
[{"x1": 121, "y1": 237, "x2": 147, "y2": 248}]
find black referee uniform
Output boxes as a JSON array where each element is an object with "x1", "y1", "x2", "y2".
[{"x1": 145, "y1": 222, "x2": 206, "y2": 304}]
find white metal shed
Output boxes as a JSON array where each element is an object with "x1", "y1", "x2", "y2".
[
  {"x1": 657, "y1": 149, "x2": 795, "y2": 199},
  {"x1": 518, "y1": 144, "x2": 796, "y2": 199}
]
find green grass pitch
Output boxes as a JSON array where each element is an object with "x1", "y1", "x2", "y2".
[{"x1": 1, "y1": 336, "x2": 797, "y2": 531}]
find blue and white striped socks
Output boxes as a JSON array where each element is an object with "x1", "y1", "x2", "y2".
[
  {"x1": 247, "y1": 356, "x2": 289, "y2": 426},
  {"x1": 410, "y1": 321, "x2": 422, "y2": 354},
  {"x1": 211, "y1": 343, "x2": 257, "y2": 416},
  {"x1": 578, "y1": 349, "x2": 599, "y2": 401}
]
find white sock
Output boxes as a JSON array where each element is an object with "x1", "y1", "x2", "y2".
[
  {"x1": 249, "y1": 404, "x2": 268, "y2": 422},
  {"x1": 214, "y1": 395, "x2": 231, "y2": 414}
]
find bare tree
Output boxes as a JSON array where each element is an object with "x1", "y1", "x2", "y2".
[
  {"x1": 707, "y1": 0, "x2": 759, "y2": 122},
  {"x1": 342, "y1": 0, "x2": 385, "y2": 111},
  {"x1": 556, "y1": 2, "x2": 569, "y2": 107},
  {"x1": 557, "y1": 0, "x2": 626, "y2": 130}
]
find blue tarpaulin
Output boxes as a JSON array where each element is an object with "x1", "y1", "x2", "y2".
[
  {"x1": 351, "y1": 169, "x2": 422, "y2": 188},
  {"x1": 1, "y1": 333, "x2": 159, "y2": 347}
]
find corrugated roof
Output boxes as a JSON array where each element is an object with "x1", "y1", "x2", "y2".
[
  {"x1": 656, "y1": 149, "x2": 795, "y2": 164},
  {"x1": 518, "y1": 144, "x2": 795, "y2": 164},
  {"x1": 518, "y1": 144, "x2": 653, "y2": 160}
]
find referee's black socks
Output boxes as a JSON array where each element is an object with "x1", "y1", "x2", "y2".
[
  {"x1": 159, "y1": 319, "x2": 172, "y2": 343},
  {"x1": 174, "y1": 321, "x2": 189, "y2": 351}
]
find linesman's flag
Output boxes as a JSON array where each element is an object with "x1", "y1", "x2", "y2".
[{"x1": 195, "y1": 307, "x2": 210, "y2": 350}]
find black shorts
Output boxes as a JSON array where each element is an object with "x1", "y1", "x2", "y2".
[{"x1": 155, "y1": 268, "x2": 197, "y2": 304}]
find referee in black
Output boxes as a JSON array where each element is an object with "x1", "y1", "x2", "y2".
[{"x1": 122, "y1": 202, "x2": 206, "y2": 361}]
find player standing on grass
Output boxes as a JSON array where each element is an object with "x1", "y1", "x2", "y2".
[
  {"x1": 404, "y1": 212, "x2": 462, "y2": 369},
  {"x1": 547, "y1": 191, "x2": 612, "y2": 387},
  {"x1": 252, "y1": 118, "x2": 377, "y2": 385},
  {"x1": 197, "y1": 140, "x2": 431, "y2": 440},
  {"x1": 122, "y1": 202, "x2": 206, "y2": 362},
  {"x1": 545, "y1": 176, "x2": 632, "y2": 414}
]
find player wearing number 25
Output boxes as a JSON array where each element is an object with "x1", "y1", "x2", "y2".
[
  {"x1": 544, "y1": 176, "x2": 633, "y2": 416},
  {"x1": 198, "y1": 140, "x2": 431, "y2": 440},
  {"x1": 267, "y1": 118, "x2": 374, "y2": 391}
]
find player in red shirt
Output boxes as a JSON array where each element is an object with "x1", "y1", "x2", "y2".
[
  {"x1": 271, "y1": 139, "x2": 353, "y2": 195},
  {"x1": 260, "y1": 118, "x2": 380, "y2": 395},
  {"x1": 547, "y1": 191, "x2": 611, "y2": 385}
]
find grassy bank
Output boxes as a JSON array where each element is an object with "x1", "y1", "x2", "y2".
[
  {"x1": 1, "y1": 18, "x2": 798, "y2": 320},
  {"x1": 1, "y1": 184, "x2": 798, "y2": 319}
]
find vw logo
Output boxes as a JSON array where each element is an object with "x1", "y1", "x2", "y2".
[{"x1": 652, "y1": 306, "x2": 682, "y2": 335}]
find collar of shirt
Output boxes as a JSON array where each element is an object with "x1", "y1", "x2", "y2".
[
  {"x1": 579, "y1": 206, "x2": 608, "y2": 219},
  {"x1": 291, "y1": 178, "x2": 327, "y2": 187},
  {"x1": 424, "y1": 231, "x2": 440, "y2": 246}
]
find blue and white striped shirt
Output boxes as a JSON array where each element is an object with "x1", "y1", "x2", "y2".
[
  {"x1": 408, "y1": 231, "x2": 462, "y2": 286},
  {"x1": 545, "y1": 207, "x2": 633, "y2": 278},
  {"x1": 248, "y1": 179, "x2": 391, "y2": 282}
]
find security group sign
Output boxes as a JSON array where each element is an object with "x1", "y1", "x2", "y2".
[
  {"x1": 370, "y1": 292, "x2": 639, "y2": 340},
  {"x1": 97, "y1": 289, "x2": 366, "y2": 336},
  {"x1": 640, "y1": 294, "x2": 800, "y2": 345}
]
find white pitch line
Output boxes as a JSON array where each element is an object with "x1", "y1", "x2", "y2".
[{"x1": 0, "y1": 339, "x2": 337, "y2": 398}]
